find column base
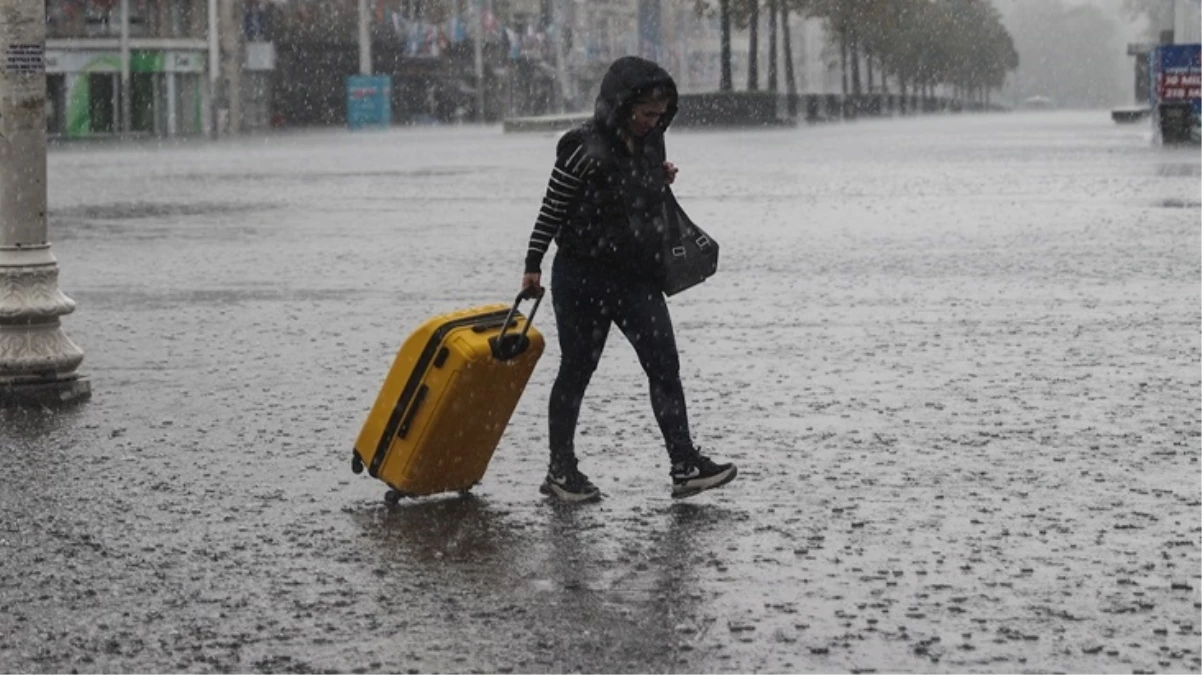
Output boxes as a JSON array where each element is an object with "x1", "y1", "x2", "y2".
[{"x1": 0, "y1": 375, "x2": 91, "y2": 408}]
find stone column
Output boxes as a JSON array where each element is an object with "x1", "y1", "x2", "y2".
[{"x1": 0, "y1": 0, "x2": 91, "y2": 407}]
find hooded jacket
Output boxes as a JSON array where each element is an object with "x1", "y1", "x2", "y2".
[{"x1": 525, "y1": 56, "x2": 679, "y2": 278}]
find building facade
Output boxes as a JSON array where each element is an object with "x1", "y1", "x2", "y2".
[
  {"x1": 44, "y1": 0, "x2": 276, "y2": 137},
  {"x1": 41, "y1": 0, "x2": 839, "y2": 134}
]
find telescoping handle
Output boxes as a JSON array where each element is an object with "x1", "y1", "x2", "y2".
[{"x1": 493, "y1": 286, "x2": 544, "y2": 360}]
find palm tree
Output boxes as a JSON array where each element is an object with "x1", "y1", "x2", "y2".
[
  {"x1": 720, "y1": 0, "x2": 733, "y2": 91},
  {"x1": 768, "y1": 0, "x2": 778, "y2": 93},
  {"x1": 731, "y1": 0, "x2": 1019, "y2": 111},
  {"x1": 747, "y1": 0, "x2": 759, "y2": 91},
  {"x1": 694, "y1": 0, "x2": 735, "y2": 91},
  {"x1": 782, "y1": 0, "x2": 796, "y2": 111}
]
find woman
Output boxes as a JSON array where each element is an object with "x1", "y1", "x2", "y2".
[{"x1": 520, "y1": 56, "x2": 737, "y2": 503}]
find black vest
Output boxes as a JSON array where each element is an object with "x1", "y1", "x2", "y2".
[{"x1": 556, "y1": 122, "x2": 670, "y2": 279}]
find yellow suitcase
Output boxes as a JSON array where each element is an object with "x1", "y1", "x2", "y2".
[{"x1": 352, "y1": 290, "x2": 545, "y2": 503}]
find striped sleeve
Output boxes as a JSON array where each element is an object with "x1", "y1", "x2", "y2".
[{"x1": 524, "y1": 138, "x2": 594, "y2": 274}]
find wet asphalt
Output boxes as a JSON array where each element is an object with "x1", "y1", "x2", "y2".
[{"x1": 1, "y1": 111, "x2": 1200, "y2": 673}]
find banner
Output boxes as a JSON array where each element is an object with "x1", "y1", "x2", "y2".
[{"x1": 1153, "y1": 44, "x2": 1201, "y2": 115}]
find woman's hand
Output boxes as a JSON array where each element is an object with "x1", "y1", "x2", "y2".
[
  {"x1": 521, "y1": 272, "x2": 542, "y2": 295},
  {"x1": 664, "y1": 161, "x2": 679, "y2": 185}
]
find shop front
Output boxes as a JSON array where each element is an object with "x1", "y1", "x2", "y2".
[{"x1": 45, "y1": 48, "x2": 207, "y2": 138}]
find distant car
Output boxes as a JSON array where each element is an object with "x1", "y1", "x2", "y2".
[{"x1": 1021, "y1": 95, "x2": 1055, "y2": 109}]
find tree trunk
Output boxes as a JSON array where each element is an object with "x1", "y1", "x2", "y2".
[
  {"x1": 748, "y1": 0, "x2": 759, "y2": 91},
  {"x1": 849, "y1": 24, "x2": 862, "y2": 95},
  {"x1": 782, "y1": 4, "x2": 795, "y2": 95},
  {"x1": 782, "y1": 2, "x2": 795, "y2": 116},
  {"x1": 866, "y1": 51, "x2": 874, "y2": 92},
  {"x1": 767, "y1": 0, "x2": 778, "y2": 94},
  {"x1": 720, "y1": 0, "x2": 732, "y2": 91},
  {"x1": 839, "y1": 27, "x2": 848, "y2": 95},
  {"x1": 899, "y1": 76, "x2": 907, "y2": 114}
]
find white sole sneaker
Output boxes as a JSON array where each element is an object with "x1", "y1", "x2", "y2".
[{"x1": 671, "y1": 465, "x2": 738, "y2": 499}]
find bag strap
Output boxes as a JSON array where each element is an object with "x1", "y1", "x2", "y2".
[{"x1": 662, "y1": 187, "x2": 685, "y2": 241}]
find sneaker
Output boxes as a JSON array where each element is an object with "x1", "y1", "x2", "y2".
[
  {"x1": 671, "y1": 455, "x2": 737, "y2": 499},
  {"x1": 540, "y1": 467, "x2": 602, "y2": 503}
]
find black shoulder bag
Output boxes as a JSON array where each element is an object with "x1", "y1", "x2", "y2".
[{"x1": 658, "y1": 189, "x2": 720, "y2": 296}]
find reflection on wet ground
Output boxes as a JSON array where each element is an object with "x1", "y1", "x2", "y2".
[
  {"x1": 69, "y1": 287, "x2": 365, "y2": 308},
  {"x1": 54, "y1": 201, "x2": 269, "y2": 221},
  {"x1": 1159, "y1": 198, "x2": 1202, "y2": 208},
  {"x1": 1156, "y1": 162, "x2": 1202, "y2": 177}
]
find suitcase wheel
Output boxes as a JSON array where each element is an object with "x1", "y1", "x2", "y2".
[
  {"x1": 351, "y1": 454, "x2": 364, "y2": 475},
  {"x1": 384, "y1": 489, "x2": 406, "y2": 505}
]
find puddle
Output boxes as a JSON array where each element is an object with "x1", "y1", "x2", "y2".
[
  {"x1": 53, "y1": 201, "x2": 267, "y2": 221},
  {"x1": 70, "y1": 286, "x2": 363, "y2": 308},
  {"x1": 1156, "y1": 163, "x2": 1202, "y2": 178},
  {"x1": 1159, "y1": 198, "x2": 1202, "y2": 209},
  {"x1": 168, "y1": 167, "x2": 480, "y2": 184}
]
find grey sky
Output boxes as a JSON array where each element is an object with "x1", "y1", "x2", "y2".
[{"x1": 997, "y1": 0, "x2": 1157, "y2": 39}]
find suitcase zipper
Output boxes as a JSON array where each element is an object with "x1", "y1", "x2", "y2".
[
  {"x1": 396, "y1": 385, "x2": 428, "y2": 439},
  {"x1": 369, "y1": 309, "x2": 514, "y2": 478}
]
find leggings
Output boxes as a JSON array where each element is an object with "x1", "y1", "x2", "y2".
[{"x1": 548, "y1": 252, "x2": 697, "y2": 468}]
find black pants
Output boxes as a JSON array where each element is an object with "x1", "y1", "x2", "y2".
[{"x1": 548, "y1": 252, "x2": 696, "y2": 469}]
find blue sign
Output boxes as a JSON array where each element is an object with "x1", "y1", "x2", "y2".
[
  {"x1": 347, "y1": 75, "x2": 392, "y2": 130},
  {"x1": 1151, "y1": 44, "x2": 1200, "y2": 116}
]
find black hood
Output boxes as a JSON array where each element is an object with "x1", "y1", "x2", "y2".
[{"x1": 593, "y1": 56, "x2": 679, "y2": 134}]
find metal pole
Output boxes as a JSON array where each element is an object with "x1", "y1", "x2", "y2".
[
  {"x1": 166, "y1": 72, "x2": 177, "y2": 136},
  {"x1": 358, "y1": 0, "x2": 371, "y2": 75},
  {"x1": 1168, "y1": 0, "x2": 1197, "y2": 43},
  {"x1": 474, "y1": 0, "x2": 485, "y2": 121},
  {"x1": 1188, "y1": 0, "x2": 1201, "y2": 43},
  {"x1": 208, "y1": 0, "x2": 219, "y2": 136},
  {"x1": 120, "y1": 0, "x2": 131, "y2": 134},
  {"x1": 219, "y1": 0, "x2": 241, "y2": 133},
  {"x1": 1173, "y1": 0, "x2": 1187, "y2": 42},
  {"x1": 0, "y1": 0, "x2": 91, "y2": 406}
]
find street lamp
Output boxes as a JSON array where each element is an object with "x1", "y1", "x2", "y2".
[{"x1": 0, "y1": 0, "x2": 91, "y2": 406}]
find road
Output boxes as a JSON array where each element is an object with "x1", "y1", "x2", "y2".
[{"x1": 1, "y1": 111, "x2": 1199, "y2": 673}]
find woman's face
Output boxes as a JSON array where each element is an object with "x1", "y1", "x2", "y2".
[{"x1": 628, "y1": 99, "x2": 670, "y2": 138}]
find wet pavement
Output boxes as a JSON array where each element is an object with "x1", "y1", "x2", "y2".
[{"x1": 2, "y1": 111, "x2": 1200, "y2": 673}]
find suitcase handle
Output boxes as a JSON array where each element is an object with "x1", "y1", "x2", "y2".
[{"x1": 493, "y1": 287, "x2": 543, "y2": 360}]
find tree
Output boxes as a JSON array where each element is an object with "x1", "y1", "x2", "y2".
[
  {"x1": 721, "y1": 0, "x2": 730, "y2": 90},
  {"x1": 693, "y1": 0, "x2": 734, "y2": 91},
  {"x1": 726, "y1": 0, "x2": 770, "y2": 91},
  {"x1": 781, "y1": 0, "x2": 795, "y2": 100},
  {"x1": 768, "y1": 0, "x2": 778, "y2": 93},
  {"x1": 747, "y1": 0, "x2": 759, "y2": 90},
  {"x1": 696, "y1": 0, "x2": 1019, "y2": 104},
  {"x1": 810, "y1": 0, "x2": 1018, "y2": 109}
]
